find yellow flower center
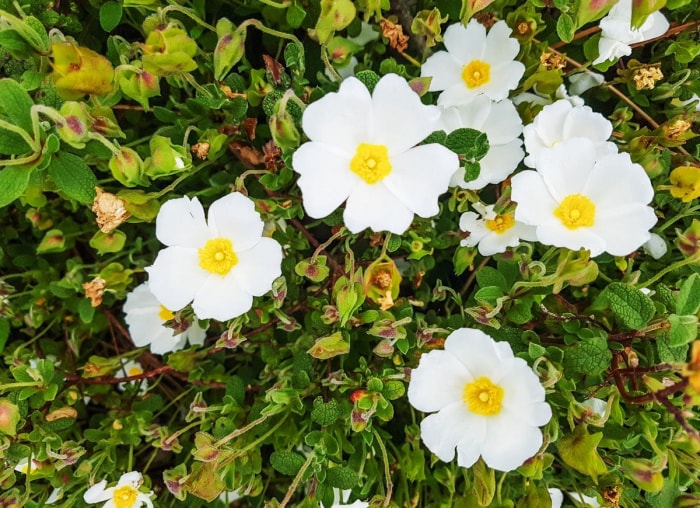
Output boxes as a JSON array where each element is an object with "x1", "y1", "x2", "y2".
[
  {"x1": 485, "y1": 213, "x2": 515, "y2": 234},
  {"x1": 462, "y1": 60, "x2": 491, "y2": 89},
  {"x1": 553, "y1": 194, "x2": 595, "y2": 229},
  {"x1": 113, "y1": 485, "x2": 138, "y2": 508},
  {"x1": 127, "y1": 366, "x2": 143, "y2": 377},
  {"x1": 198, "y1": 238, "x2": 238, "y2": 275},
  {"x1": 350, "y1": 143, "x2": 392, "y2": 184},
  {"x1": 463, "y1": 376, "x2": 504, "y2": 416},
  {"x1": 158, "y1": 305, "x2": 175, "y2": 322}
]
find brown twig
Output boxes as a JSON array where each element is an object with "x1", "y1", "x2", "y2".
[{"x1": 289, "y1": 217, "x2": 344, "y2": 276}]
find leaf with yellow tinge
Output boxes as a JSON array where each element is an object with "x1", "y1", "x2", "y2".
[
  {"x1": 557, "y1": 424, "x2": 607, "y2": 480},
  {"x1": 185, "y1": 461, "x2": 225, "y2": 502}
]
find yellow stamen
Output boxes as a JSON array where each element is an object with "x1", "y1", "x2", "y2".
[
  {"x1": 462, "y1": 60, "x2": 491, "y2": 89},
  {"x1": 127, "y1": 366, "x2": 143, "y2": 377},
  {"x1": 113, "y1": 485, "x2": 139, "y2": 508},
  {"x1": 158, "y1": 305, "x2": 175, "y2": 321},
  {"x1": 553, "y1": 194, "x2": 595, "y2": 229},
  {"x1": 350, "y1": 143, "x2": 392, "y2": 184},
  {"x1": 485, "y1": 213, "x2": 515, "y2": 234},
  {"x1": 198, "y1": 238, "x2": 238, "y2": 275},
  {"x1": 462, "y1": 376, "x2": 504, "y2": 416}
]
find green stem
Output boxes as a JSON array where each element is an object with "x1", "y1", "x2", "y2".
[
  {"x1": 0, "y1": 381, "x2": 43, "y2": 392},
  {"x1": 159, "y1": 5, "x2": 217, "y2": 32},
  {"x1": 311, "y1": 227, "x2": 346, "y2": 263},
  {"x1": 321, "y1": 44, "x2": 342, "y2": 81},
  {"x1": 214, "y1": 414, "x2": 268, "y2": 447},
  {"x1": 163, "y1": 420, "x2": 201, "y2": 448},
  {"x1": 155, "y1": 159, "x2": 214, "y2": 198},
  {"x1": 373, "y1": 429, "x2": 393, "y2": 507},
  {"x1": 257, "y1": 0, "x2": 292, "y2": 8},
  {"x1": 636, "y1": 252, "x2": 700, "y2": 288},
  {"x1": 0, "y1": 118, "x2": 39, "y2": 152},
  {"x1": 655, "y1": 203, "x2": 700, "y2": 234},
  {"x1": 279, "y1": 453, "x2": 314, "y2": 508},
  {"x1": 0, "y1": 153, "x2": 41, "y2": 167}
]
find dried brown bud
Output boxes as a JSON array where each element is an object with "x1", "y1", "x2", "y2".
[
  {"x1": 92, "y1": 188, "x2": 130, "y2": 234},
  {"x1": 191, "y1": 142, "x2": 211, "y2": 160},
  {"x1": 632, "y1": 66, "x2": 663, "y2": 90},
  {"x1": 666, "y1": 118, "x2": 692, "y2": 139},
  {"x1": 540, "y1": 51, "x2": 567, "y2": 71},
  {"x1": 83, "y1": 277, "x2": 106, "y2": 307},
  {"x1": 379, "y1": 19, "x2": 409, "y2": 53}
]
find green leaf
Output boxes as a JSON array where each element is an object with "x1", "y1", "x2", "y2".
[
  {"x1": 0, "y1": 166, "x2": 32, "y2": 207},
  {"x1": 47, "y1": 152, "x2": 97, "y2": 204},
  {"x1": 78, "y1": 298, "x2": 95, "y2": 324},
  {"x1": 558, "y1": 424, "x2": 607, "y2": 480},
  {"x1": 0, "y1": 128, "x2": 31, "y2": 155},
  {"x1": 668, "y1": 314, "x2": 698, "y2": 347},
  {"x1": 556, "y1": 12, "x2": 576, "y2": 43},
  {"x1": 383, "y1": 380, "x2": 405, "y2": 401},
  {"x1": 655, "y1": 331, "x2": 688, "y2": 363},
  {"x1": 354, "y1": 70, "x2": 380, "y2": 93},
  {"x1": 422, "y1": 130, "x2": 447, "y2": 145},
  {"x1": 464, "y1": 161, "x2": 480, "y2": 182},
  {"x1": 676, "y1": 273, "x2": 700, "y2": 315},
  {"x1": 564, "y1": 335, "x2": 612, "y2": 376},
  {"x1": 0, "y1": 78, "x2": 34, "y2": 132},
  {"x1": 286, "y1": 4, "x2": 307, "y2": 28},
  {"x1": 476, "y1": 266, "x2": 508, "y2": 291},
  {"x1": 270, "y1": 451, "x2": 306, "y2": 476},
  {"x1": 326, "y1": 466, "x2": 359, "y2": 489},
  {"x1": 307, "y1": 331, "x2": 350, "y2": 359},
  {"x1": 474, "y1": 286, "x2": 504, "y2": 305},
  {"x1": 606, "y1": 282, "x2": 655, "y2": 330},
  {"x1": 445, "y1": 128, "x2": 489, "y2": 160},
  {"x1": 0, "y1": 318, "x2": 9, "y2": 354},
  {"x1": 99, "y1": 1, "x2": 123, "y2": 32},
  {"x1": 528, "y1": 342, "x2": 547, "y2": 359},
  {"x1": 310, "y1": 397, "x2": 342, "y2": 426}
]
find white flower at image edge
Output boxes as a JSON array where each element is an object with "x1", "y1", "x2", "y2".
[
  {"x1": 459, "y1": 203, "x2": 536, "y2": 256},
  {"x1": 407, "y1": 328, "x2": 551, "y2": 472},
  {"x1": 511, "y1": 138, "x2": 657, "y2": 257},
  {"x1": 439, "y1": 96, "x2": 524, "y2": 189},
  {"x1": 593, "y1": 0, "x2": 669, "y2": 65},
  {"x1": 146, "y1": 193, "x2": 283, "y2": 321},
  {"x1": 292, "y1": 73, "x2": 458, "y2": 235},
  {"x1": 84, "y1": 471, "x2": 153, "y2": 508},
  {"x1": 124, "y1": 282, "x2": 206, "y2": 354},
  {"x1": 523, "y1": 99, "x2": 617, "y2": 168},
  {"x1": 421, "y1": 20, "x2": 525, "y2": 107},
  {"x1": 332, "y1": 488, "x2": 369, "y2": 508}
]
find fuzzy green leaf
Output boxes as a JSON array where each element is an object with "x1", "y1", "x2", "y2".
[
  {"x1": 668, "y1": 314, "x2": 698, "y2": 347},
  {"x1": 326, "y1": 466, "x2": 359, "y2": 489},
  {"x1": 606, "y1": 282, "x2": 655, "y2": 330},
  {"x1": 0, "y1": 78, "x2": 34, "y2": 133},
  {"x1": 564, "y1": 335, "x2": 612, "y2": 376},
  {"x1": 311, "y1": 397, "x2": 342, "y2": 426},
  {"x1": 47, "y1": 152, "x2": 97, "y2": 204},
  {"x1": 354, "y1": 70, "x2": 380, "y2": 93},
  {"x1": 99, "y1": 1, "x2": 123, "y2": 32},
  {"x1": 676, "y1": 273, "x2": 700, "y2": 315},
  {"x1": 0, "y1": 166, "x2": 32, "y2": 207},
  {"x1": 556, "y1": 12, "x2": 576, "y2": 43},
  {"x1": 476, "y1": 266, "x2": 508, "y2": 291},
  {"x1": 270, "y1": 451, "x2": 306, "y2": 476},
  {"x1": 445, "y1": 128, "x2": 489, "y2": 160}
]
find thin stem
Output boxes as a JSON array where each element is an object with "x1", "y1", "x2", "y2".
[
  {"x1": 0, "y1": 381, "x2": 43, "y2": 392},
  {"x1": 399, "y1": 50, "x2": 422, "y2": 68},
  {"x1": 0, "y1": 153, "x2": 41, "y2": 167},
  {"x1": 163, "y1": 420, "x2": 201, "y2": 448},
  {"x1": 636, "y1": 253, "x2": 700, "y2": 288},
  {"x1": 235, "y1": 169, "x2": 269, "y2": 191},
  {"x1": 373, "y1": 429, "x2": 393, "y2": 507},
  {"x1": 311, "y1": 227, "x2": 346, "y2": 263},
  {"x1": 321, "y1": 44, "x2": 342, "y2": 81},
  {"x1": 159, "y1": 5, "x2": 217, "y2": 32},
  {"x1": 155, "y1": 159, "x2": 214, "y2": 198},
  {"x1": 655, "y1": 204, "x2": 700, "y2": 234},
  {"x1": 0, "y1": 118, "x2": 39, "y2": 152},
  {"x1": 279, "y1": 453, "x2": 314, "y2": 508},
  {"x1": 214, "y1": 414, "x2": 269, "y2": 447}
]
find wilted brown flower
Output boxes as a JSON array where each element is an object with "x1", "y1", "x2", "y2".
[
  {"x1": 380, "y1": 19, "x2": 409, "y2": 53},
  {"x1": 83, "y1": 277, "x2": 106, "y2": 307},
  {"x1": 92, "y1": 188, "x2": 130, "y2": 233},
  {"x1": 540, "y1": 51, "x2": 567, "y2": 70},
  {"x1": 632, "y1": 66, "x2": 663, "y2": 90},
  {"x1": 191, "y1": 142, "x2": 211, "y2": 160}
]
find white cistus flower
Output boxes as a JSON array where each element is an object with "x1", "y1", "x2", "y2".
[
  {"x1": 459, "y1": 203, "x2": 536, "y2": 256},
  {"x1": 439, "y1": 96, "x2": 524, "y2": 189},
  {"x1": 145, "y1": 193, "x2": 283, "y2": 321},
  {"x1": 124, "y1": 282, "x2": 207, "y2": 354},
  {"x1": 84, "y1": 471, "x2": 154, "y2": 508},
  {"x1": 642, "y1": 232, "x2": 667, "y2": 260},
  {"x1": 593, "y1": 0, "x2": 669, "y2": 65},
  {"x1": 332, "y1": 488, "x2": 369, "y2": 508},
  {"x1": 292, "y1": 74, "x2": 458, "y2": 235},
  {"x1": 548, "y1": 488, "x2": 564, "y2": 508},
  {"x1": 421, "y1": 20, "x2": 525, "y2": 107},
  {"x1": 523, "y1": 99, "x2": 617, "y2": 168},
  {"x1": 407, "y1": 328, "x2": 552, "y2": 472},
  {"x1": 511, "y1": 138, "x2": 657, "y2": 257}
]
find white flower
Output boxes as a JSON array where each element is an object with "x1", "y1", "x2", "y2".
[
  {"x1": 421, "y1": 20, "x2": 525, "y2": 107},
  {"x1": 459, "y1": 203, "x2": 536, "y2": 256},
  {"x1": 332, "y1": 489, "x2": 369, "y2": 508},
  {"x1": 84, "y1": 471, "x2": 154, "y2": 508},
  {"x1": 118, "y1": 360, "x2": 148, "y2": 393},
  {"x1": 292, "y1": 74, "x2": 458, "y2": 234},
  {"x1": 568, "y1": 491, "x2": 601, "y2": 507},
  {"x1": 680, "y1": 94, "x2": 700, "y2": 111},
  {"x1": 593, "y1": 0, "x2": 669, "y2": 65},
  {"x1": 15, "y1": 457, "x2": 42, "y2": 475},
  {"x1": 568, "y1": 72, "x2": 604, "y2": 96},
  {"x1": 643, "y1": 233, "x2": 667, "y2": 259},
  {"x1": 407, "y1": 328, "x2": 552, "y2": 472},
  {"x1": 146, "y1": 193, "x2": 283, "y2": 321},
  {"x1": 124, "y1": 282, "x2": 207, "y2": 355},
  {"x1": 439, "y1": 96, "x2": 524, "y2": 189},
  {"x1": 548, "y1": 488, "x2": 564, "y2": 508},
  {"x1": 523, "y1": 100, "x2": 617, "y2": 168},
  {"x1": 46, "y1": 487, "x2": 63, "y2": 505},
  {"x1": 512, "y1": 138, "x2": 657, "y2": 257}
]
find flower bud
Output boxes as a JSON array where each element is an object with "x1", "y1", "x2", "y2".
[
  {"x1": 143, "y1": 135, "x2": 191, "y2": 178},
  {"x1": 118, "y1": 65, "x2": 161, "y2": 110},
  {"x1": 109, "y1": 147, "x2": 147, "y2": 187},
  {"x1": 142, "y1": 27, "x2": 198, "y2": 76},
  {"x1": 0, "y1": 398, "x2": 20, "y2": 436},
  {"x1": 214, "y1": 18, "x2": 247, "y2": 81},
  {"x1": 461, "y1": 0, "x2": 497, "y2": 22},
  {"x1": 51, "y1": 42, "x2": 114, "y2": 99},
  {"x1": 411, "y1": 8, "x2": 448, "y2": 48},
  {"x1": 622, "y1": 457, "x2": 664, "y2": 492},
  {"x1": 364, "y1": 256, "x2": 401, "y2": 310},
  {"x1": 56, "y1": 102, "x2": 92, "y2": 148},
  {"x1": 311, "y1": 0, "x2": 356, "y2": 44},
  {"x1": 676, "y1": 219, "x2": 700, "y2": 258},
  {"x1": 269, "y1": 102, "x2": 300, "y2": 150},
  {"x1": 575, "y1": 0, "x2": 618, "y2": 26}
]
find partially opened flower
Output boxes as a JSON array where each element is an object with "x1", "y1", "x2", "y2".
[
  {"x1": 84, "y1": 471, "x2": 153, "y2": 508},
  {"x1": 407, "y1": 328, "x2": 551, "y2": 472},
  {"x1": 123, "y1": 282, "x2": 207, "y2": 354},
  {"x1": 593, "y1": 0, "x2": 669, "y2": 65},
  {"x1": 523, "y1": 100, "x2": 617, "y2": 168},
  {"x1": 440, "y1": 96, "x2": 524, "y2": 189},
  {"x1": 292, "y1": 74, "x2": 458, "y2": 234},
  {"x1": 668, "y1": 165, "x2": 700, "y2": 202},
  {"x1": 146, "y1": 193, "x2": 283, "y2": 321},
  {"x1": 459, "y1": 202, "x2": 536, "y2": 256},
  {"x1": 421, "y1": 20, "x2": 525, "y2": 107},
  {"x1": 511, "y1": 138, "x2": 657, "y2": 257},
  {"x1": 118, "y1": 360, "x2": 148, "y2": 393}
]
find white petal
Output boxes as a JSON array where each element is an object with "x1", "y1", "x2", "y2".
[
  {"x1": 459, "y1": 212, "x2": 489, "y2": 243},
  {"x1": 420, "y1": 402, "x2": 484, "y2": 462},
  {"x1": 536, "y1": 139, "x2": 597, "y2": 200},
  {"x1": 146, "y1": 247, "x2": 207, "y2": 312},
  {"x1": 583, "y1": 153, "x2": 653, "y2": 207},
  {"x1": 293, "y1": 142, "x2": 358, "y2": 218},
  {"x1": 498, "y1": 362, "x2": 552, "y2": 426},
  {"x1": 84, "y1": 482, "x2": 112, "y2": 503},
  {"x1": 476, "y1": 231, "x2": 519, "y2": 256},
  {"x1": 343, "y1": 183, "x2": 415, "y2": 234},
  {"x1": 206, "y1": 193, "x2": 264, "y2": 251},
  {"x1": 643, "y1": 233, "x2": 667, "y2": 259},
  {"x1": 383, "y1": 145, "x2": 457, "y2": 217},
  {"x1": 118, "y1": 472, "x2": 143, "y2": 487},
  {"x1": 371, "y1": 74, "x2": 442, "y2": 153},
  {"x1": 482, "y1": 100, "x2": 523, "y2": 145},
  {"x1": 549, "y1": 489, "x2": 564, "y2": 508},
  {"x1": 444, "y1": 328, "x2": 514, "y2": 378},
  {"x1": 463, "y1": 140, "x2": 523, "y2": 190},
  {"x1": 562, "y1": 106, "x2": 612, "y2": 143},
  {"x1": 408, "y1": 350, "x2": 470, "y2": 413},
  {"x1": 421, "y1": 51, "x2": 464, "y2": 92},
  {"x1": 150, "y1": 331, "x2": 186, "y2": 355},
  {"x1": 480, "y1": 413, "x2": 544, "y2": 471},
  {"x1": 535, "y1": 223, "x2": 607, "y2": 256},
  {"x1": 155, "y1": 196, "x2": 210, "y2": 248},
  {"x1": 436, "y1": 83, "x2": 479, "y2": 108},
  {"x1": 301, "y1": 77, "x2": 372, "y2": 153},
  {"x1": 439, "y1": 95, "x2": 492, "y2": 133},
  {"x1": 443, "y1": 20, "x2": 486, "y2": 63},
  {"x1": 183, "y1": 322, "x2": 207, "y2": 347},
  {"x1": 640, "y1": 12, "x2": 669, "y2": 39},
  {"x1": 568, "y1": 72, "x2": 604, "y2": 96},
  {"x1": 192, "y1": 275, "x2": 253, "y2": 321},
  {"x1": 590, "y1": 206, "x2": 656, "y2": 256},
  {"x1": 511, "y1": 171, "x2": 559, "y2": 225},
  {"x1": 483, "y1": 20, "x2": 520, "y2": 62},
  {"x1": 232, "y1": 238, "x2": 283, "y2": 296},
  {"x1": 480, "y1": 61, "x2": 525, "y2": 101}
]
